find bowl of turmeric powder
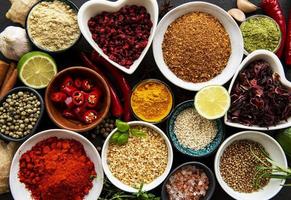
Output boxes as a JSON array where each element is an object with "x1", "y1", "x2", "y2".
[{"x1": 130, "y1": 79, "x2": 174, "y2": 123}]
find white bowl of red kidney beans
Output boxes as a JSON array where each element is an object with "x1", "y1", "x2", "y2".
[
  {"x1": 225, "y1": 50, "x2": 291, "y2": 130},
  {"x1": 78, "y1": 0, "x2": 159, "y2": 74}
]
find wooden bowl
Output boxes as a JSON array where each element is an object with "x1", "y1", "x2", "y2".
[{"x1": 45, "y1": 67, "x2": 111, "y2": 132}]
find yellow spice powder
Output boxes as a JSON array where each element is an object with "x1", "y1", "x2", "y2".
[{"x1": 131, "y1": 80, "x2": 173, "y2": 122}]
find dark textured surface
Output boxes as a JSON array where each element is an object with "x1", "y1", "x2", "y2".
[{"x1": 0, "y1": 0, "x2": 291, "y2": 200}]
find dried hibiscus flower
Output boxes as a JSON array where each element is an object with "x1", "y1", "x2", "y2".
[{"x1": 228, "y1": 60, "x2": 291, "y2": 127}]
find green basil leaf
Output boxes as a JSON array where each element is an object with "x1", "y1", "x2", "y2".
[
  {"x1": 117, "y1": 133, "x2": 129, "y2": 145},
  {"x1": 130, "y1": 129, "x2": 147, "y2": 138},
  {"x1": 110, "y1": 131, "x2": 122, "y2": 144},
  {"x1": 116, "y1": 119, "x2": 130, "y2": 132}
]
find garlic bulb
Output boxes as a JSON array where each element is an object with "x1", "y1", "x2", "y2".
[
  {"x1": 0, "y1": 26, "x2": 32, "y2": 61},
  {"x1": 6, "y1": 0, "x2": 40, "y2": 26}
]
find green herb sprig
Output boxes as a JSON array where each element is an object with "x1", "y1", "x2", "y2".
[
  {"x1": 98, "y1": 178, "x2": 160, "y2": 200},
  {"x1": 251, "y1": 145, "x2": 291, "y2": 188},
  {"x1": 110, "y1": 120, "x2": 147, "y2": 145}
]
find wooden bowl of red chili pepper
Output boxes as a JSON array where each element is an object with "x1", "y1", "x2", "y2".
[{"x1": 45, "y1": 66, "x2": 111, "y2": 132}]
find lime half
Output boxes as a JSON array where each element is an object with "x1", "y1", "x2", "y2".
[
  {"x1": 18, "y1": 51, "x2": 57, "y2": 89},
  {"x1": 194, "y1": 85, "x2": 230, "y2": 119}
]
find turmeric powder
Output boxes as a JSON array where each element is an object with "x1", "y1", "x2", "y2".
[{"x1": 130, "y1": 79, "x2": 173, "y2": 123}]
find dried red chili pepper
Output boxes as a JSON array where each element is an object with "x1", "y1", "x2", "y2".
[
  {"x1": 82, "y1": 110, "x2": 98, "y2": 124},
  {"x1": 260, "y1": 0, "x2": 286, "y2": 58},
  {"x1": 85, "y1": 90, "x2": 101, "y2": 108},
  {"x1": 80, "y1": 52, "x2": 123, "y2": 118},
  {"x1": 62, "y1": 110, "x2": 76, "y2": 119},
  {"x1": 285, "y1": 7, "x2": 291, "y2": 66},
  {"x1": 74, "y1": 78, "x2": 83, "y2": 89},
  {"x1": 18, "y1": 137, "x2": 96, "y2": 200},
  {"x1": 64, "y1": 97, "x2": 74, "y2": 109},
  {"x1": 82, "y1": 80, "x2": 94, "y2": 92},
  {"x1": 72, "y1": 90, "x2": 85, "y2": 106},
  {"x1": 50, "y1": 92, "x2": 66, "y2": 103},
  {"x1": 61, "y1": 85, "x2": 77, "y2": 96},
  {"x1": 91, "y1": 51, "x2": 132, "y2": 121}
]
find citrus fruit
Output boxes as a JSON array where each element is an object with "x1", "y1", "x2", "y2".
[
  {"x1": 18, "y1": 51, "x2": 57, "y2": 89},
  {"x1": 194, "y1": 85, "x2": 230, "y2": 119}
]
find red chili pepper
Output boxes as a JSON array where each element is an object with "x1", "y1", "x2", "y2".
[
  {"x1": 82, "y1": 110, "x2": 98, "y2": 124},
  {"x1": 62, "y1": 110, "x2": 76, "y2": 119},
  {"x1": 285, "y1": 7, "x2": 291, "y2": 66},
  {"x1": 61, "y1": 76, "x2": 74, "y2": 89},
  {"x1": 64, "y1": 97, "x2": 74, "y2": 109},
  {"x1": 82, "y1": 80, "x2": 94, "y2": 92},
  {"x1": 260, "y1": 0, "x2": 286, "y2": 58},
  {"x1": 80, "y1": 52, "x2": 123, "y2": 117},
  {"x1": 61, "y1": 85, "x2": 77, "y2": 96},
  {"x1": 50, "y1": 92, "x2": 67, "y2": 103},
  {"x1": 74, "y1": 78, "x2": 83, "y2": 89},
  {"x1": 85, "y1": 89, "x2": 101, "y2": 108},
  {"x1": 72, "y1": 91, "x2": 85, "y2": 106},
  {"x1": 73, "y1": 105, "x2": 87, "y2": 119},
  {"x1": 91, "y1": 51, "x2": 132, "y2": 121}
]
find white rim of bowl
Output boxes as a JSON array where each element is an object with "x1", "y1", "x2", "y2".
[{"x1": 101, "y1": 121, "x2": 173, "y2": 193}]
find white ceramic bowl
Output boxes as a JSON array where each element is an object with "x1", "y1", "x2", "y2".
[
  {"x1": 78, "y1": 0, "x2": 158, "y2": 74},
  {"x1": 214, "y1": 131, "x2": 287, "y2": 200},
  {"x1": 152, "y1": 1, "x2": 244, "y2": 91},
  {"x1": 102, "y1": 121, "x2": 173, "y2": 193},
  {"x1": 225, "y1": 50, "x2": 291, "y2": 130},
  {"x1": 10, "y1": 129, "x2": 104, "y2": 200}
]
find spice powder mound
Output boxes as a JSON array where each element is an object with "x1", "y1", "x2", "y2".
[
  {"x1": 162, "y1": 12, "x2": 231, "y2": 83},
  {"x1": 219, "y1": 140, "x2": 271, "y2": 193},
  {"x1": 107, "y1": 125, "x2": 168, "y2": 188},
  {"x1": 27, "y1": 0, "x2": 80, "y2": 51}
]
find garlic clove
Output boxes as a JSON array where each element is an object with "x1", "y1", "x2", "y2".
[
  {"x1": 228, "y1": 8, "x2": 246, "y2": 23},
  {"x1": 237, "y1": 0, "x2": 258, "y2": 13}
]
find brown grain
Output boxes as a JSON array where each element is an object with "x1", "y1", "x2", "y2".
[{"x1": 162, "y1": 12, "x2": 231, "y2": 83}]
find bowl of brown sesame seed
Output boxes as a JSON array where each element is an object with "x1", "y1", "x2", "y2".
[
  {"x1": 214, "y1": 131, "x2": 288, "y2": 200},
  {"x1": 167, "y1": 100, "x2": 225, "y2": 158},
  {"x1": 101, "y1": 121, "x2": 173, "y2": 193}
]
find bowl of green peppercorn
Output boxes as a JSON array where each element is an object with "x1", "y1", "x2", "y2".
[{"x1": 0, "y1": 87, "x2": 44, "y2": 142}]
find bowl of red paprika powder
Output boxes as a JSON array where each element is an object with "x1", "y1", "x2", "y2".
[{"x1": 9, "y1": 129, "x2": 104, "y2": 200}]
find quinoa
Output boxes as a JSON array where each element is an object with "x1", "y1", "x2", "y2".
[
  {"x1": 174, "y1": 108, "x2": 217, "y2": 150},
  {"x1": 162, "y1": 12, "x2": 231, "y2": 83},
  {"x1": 220, "y1": 140, "x2": 271, "y2": 193},
  {"x1": 107, "y1": 125, "x2": 168, "y2": 188}
]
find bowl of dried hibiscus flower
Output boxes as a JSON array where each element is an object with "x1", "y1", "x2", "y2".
[{"x1": 225, "y1": 50, "x2": 291, "y2": 130}]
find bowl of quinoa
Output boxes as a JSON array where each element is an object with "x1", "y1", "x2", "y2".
[
  {"x1": 102, "y1": 121, "x2": 173, "y2": 193},
  {"x1": 214, "y1": 131, "x2": 287, "y2": 200},
  {"x1": 167, "y1": 100, "x2": 224, "y2": 158},
  {"x1": 26, "y1": 0, "x2": 81, "y2": 53},
  {"x1": 161, "y1": 161, "x2": 216, "y2": 200}
]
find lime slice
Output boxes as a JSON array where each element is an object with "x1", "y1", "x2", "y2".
[
  {"x1": 194, "y1": 85, "x2": 230, "y2": 119},
  {"x1": 18, "y1": 51, "x2": 57, "y2": 89}
]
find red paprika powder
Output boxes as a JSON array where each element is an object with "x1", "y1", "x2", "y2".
[{"x1": 18, "y1": 137, "x2": 96, "y2": 200}]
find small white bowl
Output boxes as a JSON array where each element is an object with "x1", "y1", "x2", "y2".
[
  {"x1": 10, "y1": 129, "x2": 104, "y2": 200},
  {"x1": 78, "y1": 0, "x2": 159, "y2": 74},
  {"x1": 102, "y1": 121, "x2": 173, "y2": 193},
  {"x1": 214, "y1": 131, "x2": 287, "y2": 200},
  {"x1": 152, "y1": 1, "x2": 244, "y2": 91},
  {"x1": 225, "y1": 50, "x2": 291, "y2": 130}
]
